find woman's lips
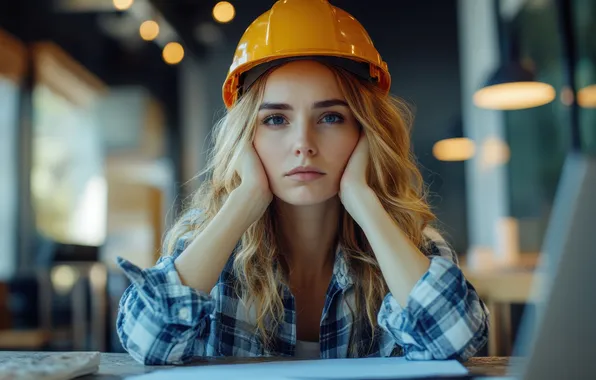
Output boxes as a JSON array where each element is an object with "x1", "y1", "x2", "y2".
[{"x1": 286, "y1": 172, "x2": 325, "y2": 181}]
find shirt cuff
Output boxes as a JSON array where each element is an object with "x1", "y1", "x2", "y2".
[
  {"x1": 378, "y1": 256, "x2": 489, "y2": 360},
  {"x1": 117, "y1": 255, "x2": 215, "y2": 327}
]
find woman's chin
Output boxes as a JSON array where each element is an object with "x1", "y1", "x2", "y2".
[{"x1": 273, "y1": 188, "x2": 338, "y2": 207}]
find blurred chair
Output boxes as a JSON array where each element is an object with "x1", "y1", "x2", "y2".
[
  {"x1": 0, "y1": 280, "x2": 52, "y2": 351},
  {"x1": 36, "y1": 242, "x2": 108, "y2": 352}
]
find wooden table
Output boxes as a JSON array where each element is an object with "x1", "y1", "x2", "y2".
[{"x1": 0, "y1": 352, "x2": 514, "y2": 378}]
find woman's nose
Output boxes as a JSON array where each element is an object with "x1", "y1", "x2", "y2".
[
  {"x1": 294, "y1": 145, "x2": 316, "y2": 157},
  {"x1": 293, "y1": 124, "x2": 318, "y2": 157}
]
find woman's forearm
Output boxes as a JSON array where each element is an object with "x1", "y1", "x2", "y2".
[
  {"x1": 347, "y1": 186, "x2": 429, "y2": 307},
  {"x1": 174, "y1": 186, "x2": 265, "y2": 292}
]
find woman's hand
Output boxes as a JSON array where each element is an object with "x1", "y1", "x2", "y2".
[
  {"x1": 234, "y1": 141, "x2": 273, "y2": 222},
  {"x1": 338, "y1": 134, "x2": 430, "y2": 308},
  {"x1": 174, "y1": 141, "x2": 272, "y2": 291},
  {"x1": 339, "y1": 134, "x2": 374, "y2": 218}
]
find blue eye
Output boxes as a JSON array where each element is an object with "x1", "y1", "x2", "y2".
[
  {"x1": 320, "y1": 113, "x2": 344, "y2": 124},
  {"x1": 263, "y1": 115, "x2": 287, "y2": 126}
]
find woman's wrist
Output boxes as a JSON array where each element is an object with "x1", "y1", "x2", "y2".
[
  {"x1": 230, "y1": 184, "x2": 272, "y2": 225},
  {"x1": 340, "y1": 184, "x2": 377, "y2": 222}
]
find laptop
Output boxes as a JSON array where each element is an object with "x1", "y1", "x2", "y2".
[
  {"x1": 403, "y1": 152, "x2": 596, "y2": 380},
  {"x1": 505, "y1": 152, "x2": 596, "y2": 380}
]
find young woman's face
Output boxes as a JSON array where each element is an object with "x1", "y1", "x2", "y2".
[{"x1": 254, "y1": 60, "x2": 361, "y2": 206}]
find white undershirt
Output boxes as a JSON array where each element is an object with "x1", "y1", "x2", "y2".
[{"x1": 295, "y1": 340, "x2": 320, "y2": 359}]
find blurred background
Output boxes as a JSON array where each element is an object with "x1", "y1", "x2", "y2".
[{"x1": 0, "y1": 0, "x2": 594, "y2": 357}]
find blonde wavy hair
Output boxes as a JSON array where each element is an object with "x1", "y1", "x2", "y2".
[{"x1": 165, "y1": 62, "x2": 436, "y2": 355}]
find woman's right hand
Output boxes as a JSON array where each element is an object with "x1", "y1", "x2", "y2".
[
  {"x1": 233, "y1": 141, "x2": 273, "y2": 221},
  {"x1": 174, "y1": 142, "x2": 271, "y2": 293}
]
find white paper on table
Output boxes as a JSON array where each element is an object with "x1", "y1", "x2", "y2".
[{"x1": 126, "y1": 357, "x2": 468, "y2": 380}]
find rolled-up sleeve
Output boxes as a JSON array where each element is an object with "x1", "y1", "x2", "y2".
[
  {"x1": 377, "y1": 233, "x2": 489, "y2": 361},
  {"x1": 116, "y1": 231, "x2": 215, "y2": 365}
]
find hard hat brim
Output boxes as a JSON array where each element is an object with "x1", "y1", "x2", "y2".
[
  {"x1": 237, "y1": 55, "x2": 379, "y2": 99},
  {"x1": 223, "y1": 52, "x2": 390, "y2": 108}
]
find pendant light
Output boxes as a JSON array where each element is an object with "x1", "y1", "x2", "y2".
[
  {"x1": 433, "y1": 117, "x2": 476, "y2": 162},
  {"x1": 474, "y1": 0, "x2": 556, "y2": 110}
]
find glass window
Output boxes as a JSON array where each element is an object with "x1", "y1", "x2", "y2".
[{"x1": 506, "y1": 0, "x2": 596, "y2": 252}]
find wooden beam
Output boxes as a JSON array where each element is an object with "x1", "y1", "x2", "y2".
[
  {"x1": 32, "y1": 41, "x2": 107, "y2": 108},
  {"x1": 0, "y1": 29, "x2": 27, "y2": 83}
]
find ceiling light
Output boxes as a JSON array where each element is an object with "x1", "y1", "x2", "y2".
[
  {"x1": 474, "y1": 62, "x2": 556, "y2": 111},
  {"x1": 213, "y1": 1, "x2": 235, "y2": 23},
  {"x1": 163, "y1": 42, "x2": 184, "y2": 65},
  {"x1": 433, "y1": 138, "x2": 476, "y2": 162},
  {"x1": 578, "y1": 85, "x2": 596, "y2": 108},
  {"x1": 113, "y1": 0, "x2": 134, "y2": 11},
  {"x1": 473, "y1": 0, "x2": 555, "y2": 110},
  {"x1": 433, "y1": 117, "x2": 475, "y2": 162},
  {"x1": 140, "y1": 20, "x2": 160, "y2": 41}
]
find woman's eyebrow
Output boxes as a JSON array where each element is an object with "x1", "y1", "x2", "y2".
[
  {"x1": 258, "y1": 99, "x2": 348, "y2": 111},
  {"x1": 312, "y1": 99, "x2": 348, "y2": 108},
  {"x1": 259, "y1": 102, "x2": 292, "y2": 111}
]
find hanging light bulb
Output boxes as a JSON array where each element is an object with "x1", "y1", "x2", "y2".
[
  {"x1": 113, "y1": 0, "x2": 134, "y2": 11},
  {"x1": 433, "y1": 138, "x2": 476, "y2": 162},
  {"x1": 213, "y1": 1, "x2": 235, "y2": 23},
  {"x1": 480, "y1": 137, "x2": 510, "y2": 169},
  {"x1": 576, "y1": 59, "x2": 596, "y2": 108},
  {"x1": 140, "y1": 20, "x2": 160, "y2": 41},
  {"x1": 474, "y1": 63, "x2": 556, "y2": 110},
  {"x1": 163, "y1": 42, "x2": 185, "y2": 65},
  {"x1": 560, "y1": 86, "x2": 575, "y2": 106},
  {"x1": 474, "y1": 0, "x2": 555, "y2": 110},
  {"x1": 433, "y1": 117, "x2": 476, "y2": 162},
  {"x1": 578, "y1": 84, "x2": 596, "y2": 108}
]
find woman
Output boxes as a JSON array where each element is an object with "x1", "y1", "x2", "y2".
[{"x1": 117, "y1": 0, "x2": 489, "y2": 365}]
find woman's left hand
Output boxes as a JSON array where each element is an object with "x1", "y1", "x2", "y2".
[{"x1": 339, "y1": 133, "x2": 374, "y2": 216}]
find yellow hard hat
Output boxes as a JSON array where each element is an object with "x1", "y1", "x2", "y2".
[{"x1": 222, "y1": 0, "x2": 391, "y2": 108}]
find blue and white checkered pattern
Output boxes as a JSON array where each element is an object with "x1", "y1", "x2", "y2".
[{"x1": 116, "y1": 217, "x2": 489, "y2": 365}]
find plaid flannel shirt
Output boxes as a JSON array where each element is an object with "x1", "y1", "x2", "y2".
[{"x1": 116, "y1": 213, "x2": 489, "y2": 365}]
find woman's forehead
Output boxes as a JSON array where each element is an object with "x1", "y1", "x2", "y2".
[{"x1": 262, "y1": 61, "x2": 344, "y2": 104}]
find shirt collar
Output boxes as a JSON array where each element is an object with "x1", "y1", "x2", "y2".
[{"x1": 331, "y1": 245, "x2": 354, "y2": 290}]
